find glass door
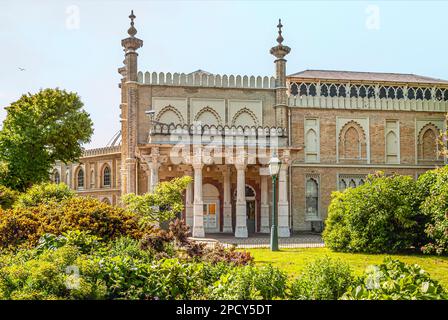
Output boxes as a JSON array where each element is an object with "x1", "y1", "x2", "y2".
[{"x1": 203, "y1": 202, "x2": 218, "y2": 232}]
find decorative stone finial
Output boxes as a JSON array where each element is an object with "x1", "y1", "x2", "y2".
[
  {"x1": 128, "y1": 10, "x2": 137, "y2": 37},
  {"x1": 270, "y1": 18, "x2": 290, "y2": 59},
  {"x1": 276, "y1": 19, "x2": 284, "y2": 45}
]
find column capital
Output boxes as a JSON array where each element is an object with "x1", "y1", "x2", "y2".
[
  {"x1": 234, "y1": 163, "x2": 247, "y2": 171},
  {"x1": 192, "y1": 162, "x2": 204, "y2": 170}
]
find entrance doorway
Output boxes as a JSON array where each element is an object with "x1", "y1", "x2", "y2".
[
  {"x1": 246, "y1": 200, "x2": 256, "y2": 234},
  {"x1": 233, "y1": 184, "x2": 257, "y2": 235}
]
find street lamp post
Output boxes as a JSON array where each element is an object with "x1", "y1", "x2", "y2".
[{"x1": 269, "y1": 153, "x2": 281, "y2": 251}]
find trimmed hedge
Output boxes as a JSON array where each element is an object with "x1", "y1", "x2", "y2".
[
  {"x1": 323, "y1": 173, "x2": 425, "y2": 253},
  {"x1": 419, "y1": 166, "x2": 448, "y2": 255}
]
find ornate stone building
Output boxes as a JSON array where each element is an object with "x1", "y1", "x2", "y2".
[{"x1": 53, "y1": 12, "x2": 448, "y2": 237}]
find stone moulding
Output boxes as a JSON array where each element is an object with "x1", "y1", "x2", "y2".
[{"x1": 150, "y1": 123, "x2": 287, "y2": 137}]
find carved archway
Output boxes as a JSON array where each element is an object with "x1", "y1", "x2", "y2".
[
  {"x1": 231, "y1": 107, "x2": 259, "y2": 127},
  {"x1": 194, "y1": 106, "x2": 222, "y2": 126},
  {"x1": 418, "y1": 123, "x2": 440, "y2": 161},
  {"x1": 338, "y1": 120, "x2": 367, "y2": 161},
  {"x1": 155, "y1": 105, "x2": 185, "y2": 125}
]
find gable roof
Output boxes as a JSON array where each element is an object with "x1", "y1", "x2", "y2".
[{"x1": 288, "y1": 69, "x2": 448, "y2": 85}]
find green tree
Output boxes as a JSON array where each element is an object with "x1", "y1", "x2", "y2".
[
  {"x1": 0, "y1": 88, "x2": 93, "y2": 191},
  {"x1": 122, "y1": 176, "x2": 192, "y2": 227}
]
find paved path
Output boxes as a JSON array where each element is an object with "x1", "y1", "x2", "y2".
[{"x1": 190, "y1": 233, "x2": 324, "y2": 249}]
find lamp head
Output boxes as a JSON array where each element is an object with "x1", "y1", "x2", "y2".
[{"x1": 269, "y1": 153, "x2": 281, "y2": 176}]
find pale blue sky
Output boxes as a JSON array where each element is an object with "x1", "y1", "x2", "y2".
[{"x1": 1, "y1": 0, "x2": 447, "y2": 148}]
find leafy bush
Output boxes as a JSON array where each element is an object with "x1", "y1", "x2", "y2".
[
  {"x1": 341, "y1": 257, "x2": 448, "y2": 300},
  {"x1": 0, "y1": 197, "x2": 143, "y2": 248},
  {"x1": 0, "y1": 185, "x2": 18, "y2": 209},
  {"x1": 122, "y1": 176, "x2": 192, "y2": 226},
  {"x1": 14, "y1": 182, "x2": 74, "y2": 208},
  {"x1": 418, "y1": 166, "x2": 448, "y2": 255},
  {"x1": 323, "y1": 172, "x2": 425, "y2": 253},
  {"x1": 208, "y1": 264, "x2": 287, "y2": 300},
  {"x1": 289, "y1": 256, "x2": 354, "y2": 300},
  {"x1": 139, "y1": 219, "x2": 253, "y2": 266},
  {"x1": 36, "y1": 230, "x2": 102, "y2": 254}
]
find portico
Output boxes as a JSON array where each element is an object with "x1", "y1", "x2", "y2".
[{"x1": 137, "y1": 142, "x2": 292, "y2": 238}]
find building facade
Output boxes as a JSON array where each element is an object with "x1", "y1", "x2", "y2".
[{"x1": 53, "y1": 12, "x2": 448, "y2": 237}]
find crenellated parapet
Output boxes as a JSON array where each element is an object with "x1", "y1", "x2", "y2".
[
  {"x1": 137, "y1": 71, "x2": 276, "y2": 89},
  {"x1": 83, "y1": 146, "x2": 121, "y2": 157}
]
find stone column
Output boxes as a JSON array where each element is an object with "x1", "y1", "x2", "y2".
[
  {"x1": 148, "y1": 162, "x2": 160, "y2": 193},
  {"x1": 260, "y1": 173, "x2": 270, "y2": 233},
  {"x1": 192, "y1": 163, "x2": 205, "y2": 238},
  {"x1": 234, "y1": 164, "x2": 248, "y2": 238},
  {"x1": 277, "y1": 163, "x2": 290, "y2": 237},
  {"x1": 222, "y1": 166, "x2": 233, "y2": 233},
  {"x1": 185, "y1": 168, "x2": 194, "y2": 228}
]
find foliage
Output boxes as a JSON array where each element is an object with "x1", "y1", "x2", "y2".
[
  {"x1": 341, "y1": 257, "x2": 448, "y2": 300},
  {"x1": 0, "y1": 197, "x2": 142, "y2": 248},
  {"x1": 0, "y1": 237, "x2": 232, "y2": 300},
  {"x1": 0, "y1": 88, "x2": 93, "y2": 191},
  {"x1": 36, "y1": 230, "x2": 103, "y2": 255},
  {"x1": 323, "y1": 172, "x2": 425, "y2": 253},
  {"x1": 122, "y1": 176, "x2": 192, "y2": 226},
  {"x1": 289, "y1": 256, "x2": 354, "y2": 300},
  {"x1": 0, "y1": 185, "x2": 19, "y2": 209},
  {"x1": 418, "y1": 166, "x2": 448, "y2": 255},
  {"x1": 139, "y1": 219, "x2": 253, "y2": 266},
  {"x1": 208, "y1": 264, "x2": 288, "y2": 300},
  {"x1": 14, "y1": 182, "x2": 75, "y2": 208}
]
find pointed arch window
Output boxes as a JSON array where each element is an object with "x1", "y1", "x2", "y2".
[
  {"x1": 103, "y1": 166, "x2": 111, "y2": 187},
  {"x1": 53, "y1": 170, "x2": 60, "y2": 184},
  {"x1": 305, "y1": 177, "x2": 319, "y2": 218},
  {"x1": 385, "y1": 120, "x2": 400, "y2": 164},
  {"x1": 305, "y1": 118, "x2": 320, "y2": 163},
  {"x1": 77, "y1": 168, "x2": 84, "y2": 189}
]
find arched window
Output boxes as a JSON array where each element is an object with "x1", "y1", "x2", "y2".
[
  {"x1": 53, "y1": 170, "x2": 60, "y2": 184},
  {"x1": 299, "y1": 83, "x2": 308, "y2": 96},
  {"x1": 387, "y1": 87, "x2": 396, "y2": 99},
  {"x1": 320, "y1": 84, "x2": 329, "y2": 97},
  {"x1": 90, "y1": 169, "x2": 95, "y2": 188},
  {"x1": 305, "y1": 178, "x2": 319, "y2": 217},
  {"x1": 308, "y1": 83, "x2": 317, "y2": 96},
  {"x1": 367, "y1": 86, "x2": 375, "y2": 98},
  {"x1": 103, "y1": 166, "x2": 111, "y2": 187},
  {"x1": 349, "y1": 179, "x2": 356, "y2": 188},
  {"x1": 418, "y1": 124, "x2": 439, "y2": 161},
  {"x1": 339, "y1": 121, "x2": 367, "y2": 161},
  {"x1": 102, "y1": 197, "x2": 111, "y2": 205},
  {"x1": 422, "y1": 128, "x2": 437, "y2": 160},
  {"x1": 386, "y1": 130, "x2": 398, "y2": 163},
  {"x1": 338, "y1": 85, "x2": 347, "y2": 97},
  {"x1": 339, "y1": 179, "x2": 347, "y2": 191},
  {"x1": 329, "y1": 84, "x2": 338, "y2": 97},
  {"x1": 289, "y1": 82, "x2": 299, "y2": 96},
  {"x1": 77, "y1": 168, "x2": 84, "y2": 189},
  {"x1": 349, "y1": 86, "x2": 358, "y2": 98}
]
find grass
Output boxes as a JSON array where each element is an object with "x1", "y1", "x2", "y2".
[{"x1": 247, "y1": 247, "x2": 448, "y2": 287}]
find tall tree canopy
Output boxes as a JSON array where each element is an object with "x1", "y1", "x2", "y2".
[{"x1": 0, "y1": 88, "x2": 93, "y2": 191}]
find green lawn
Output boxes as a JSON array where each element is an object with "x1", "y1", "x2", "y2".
[{"x1": 247, "y1": 247, "x2": 448, "y2": 287}]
